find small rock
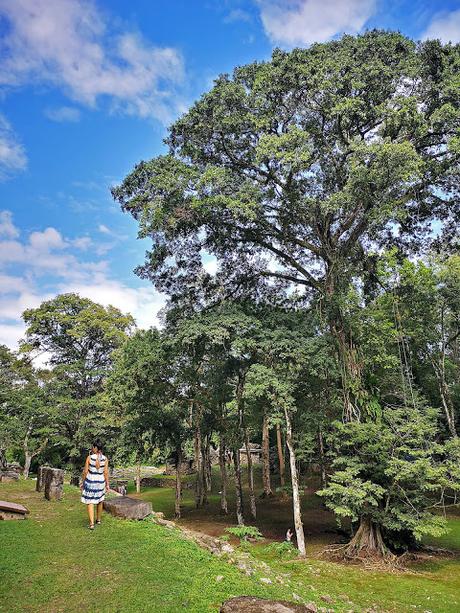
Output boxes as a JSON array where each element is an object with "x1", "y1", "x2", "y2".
[
  {"x1": 305, "y1": 605, "x2": 318, "y2": 613},
  {"x1": 320, "y1": 596, "x2": 334, "y2": 604},
  {"x1": 292, "y1": 594, "x2": 302, "y2": 602},
  {"x1": 260, "y1": 577, "x2": 273, "y2": 584},
  {"x1": 216, "y1": 575, "x2": 224, "y2": 582}
]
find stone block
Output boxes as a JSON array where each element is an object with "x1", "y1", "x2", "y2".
[
  {"x1": 0, "y1": 500, "x2": 29, "y2": 520},
  {"x1": 103, "y1": 496, "x2": 152, "y2": 520},
  {"x1": 42, "y1": 467, "x2": 64, "y2": 500}
]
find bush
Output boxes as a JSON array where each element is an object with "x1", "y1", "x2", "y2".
[{"x1": 225, "y1": 525, "x2": 263, "y2": 541}]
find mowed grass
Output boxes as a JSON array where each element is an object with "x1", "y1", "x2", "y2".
[
  {"x1": 0, "y1": 480, "x2": 318, "y2": 613},
  {"x1": 134, "y1": 469, "x2": 460, "y2": 613},
  {"x1": 1, "y1": 478, "x2": 460, "y2": 613}
]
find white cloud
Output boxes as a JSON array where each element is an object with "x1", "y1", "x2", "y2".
[
  {"x1": 45, "y1": 106, "x2": 81, "y2": 122},
  {"x1": 422, "y1": 9, "x2": 460, "y2": 44},
  {"x1": 0, "y1": 0, "x2": 185, "y2": 123},
  {"x1": 224, "y1": 9, "x2": 252, "y2": 23},
  {"x1": 0, "y1": 210, "x2": 20, "y2": 238},
  {"x1": 256, "y1": 0, "x2": 376, "y2": 46},
  {"x1": 0, "y1": 113, "x2": 27, "y2": 179},
  {"x1": 0, "y1": 210, "x2": 165, "y2": 349},
  {"x1": 98, "y1": 224, "x2": 112, "y2": 235}
]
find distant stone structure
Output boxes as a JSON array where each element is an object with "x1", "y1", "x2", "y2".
[
  {"x1": 0, "y1": 461, "x2": 22, "y2": 482},
  {"x1": 239, "y1": 443, "x2": 262, "y2": 465},
  {"x1": 164, "y1": 457, "x2": 196, "y2": 476}
]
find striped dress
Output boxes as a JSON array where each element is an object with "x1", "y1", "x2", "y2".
[{"x1": 81, "y1": 453, "x2": 107, "y2": 505}]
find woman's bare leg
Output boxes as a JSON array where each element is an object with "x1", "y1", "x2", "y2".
[
  {"x1": 96, "y1": 502, "x2": 103, "y2": 522},
  {"x1": 87, "y1": 504, "x2": 95, "y2": 526}
]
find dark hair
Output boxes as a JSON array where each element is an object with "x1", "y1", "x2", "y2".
[{"x1": 92, "y1": 439, "x2": 103, "y2": 451}]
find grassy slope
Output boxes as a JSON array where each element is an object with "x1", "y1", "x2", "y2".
[{"x1": 1, "y1": 479, "x2": 460, "y2": 612}]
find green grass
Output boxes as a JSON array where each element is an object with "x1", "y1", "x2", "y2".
[{"x1": 1, "y1": 479, "x2": 460, "y2": 612}]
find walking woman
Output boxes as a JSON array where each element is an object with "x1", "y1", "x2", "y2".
[{"x1": 81, "y1": 439, "x2": 109, "y2": 529}]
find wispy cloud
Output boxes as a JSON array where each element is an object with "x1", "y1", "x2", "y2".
[
  {"x1": 0, "y1": 210, "x2": 165, "y2": 348},
  {"x1": 256, "y1": 0, "x2": 376, "y2": 46},
  {"x1": 0, "y1": 0, "x2": 185, "y2": 123},
  {"x1": 224, "y1": 8, "x2": 252, "y2": 23},
  {"x1": 44, "y1": 106, "x2": 81, "y2": 122},
  {"x1": 0, "y1": 210, "x2": 20, "y2": 238},
  {"x1": 0, "y1": 114, "x2": 27, "y2": 179},
  {"x1": 422, "y1": 9, "x2": 460, "y2": 44}
]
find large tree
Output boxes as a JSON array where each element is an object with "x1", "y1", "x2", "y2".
[
  {"x1": 21, "y1": 294, "x2": 134, "y2": 468},
  {"x1": 113, "y1": 31, "x2": 460, "y2": 421}
]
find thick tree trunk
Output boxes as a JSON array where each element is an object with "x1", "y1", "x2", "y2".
[
  {"x1": 284, "y1": 407, "x2": 306, "y2": 557},
  {"x1": 243, "y1": 428, "x2": 257, "y2": 520},
  {"x1": 175, "y1": 446, "x2": 182, "y2": 519},
  {"x1": 276, "y1": 422, "x2": 285, "y2": 488},
  {"x1": 318, "y1": 427, "x2": 327, "y2": 489},
  {"x1": 135, "y1": 462, "x2": 141, "y2": 494},
  {"x1": 345, "y1": 516, "x2": 389, "y2": 558},
  {"x1": 233, "y1": 447, "x2": 244, "y2": 526},
  {"x1": 219, "y1": 437, "x2": 228, "y2": 514},
  {"x1": 261, "y1": 411, "x2": 272, "y2": 497}
]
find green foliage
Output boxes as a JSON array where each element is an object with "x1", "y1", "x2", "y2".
[
  {"x1": 225, "y1": 525, "x2": 263, "y2": 541},
  {"x1": 318, "y1": 403, "x2": 460, "y2": 547},
  {"x1": 263, "y1": 541, "x2": 298, "y2": 559}
]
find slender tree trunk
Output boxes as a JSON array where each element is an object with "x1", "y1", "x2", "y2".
[
  {"x1": 276, "y1": 422, "x2": 285, "y2": 488},
  {"x1": 284, "y1": 407, "x2": 306, "y2": 557},
  {"x1": 204, "y1": 434, "x2": 212, "y2": 493},
  {"x1": 318, "y1": 427, "x2": 327, "y2": 489},
  {"x1": 233, "y1": 447, "x2": 244, "y2": 526},
  {"x1": 23, "y1": 452, "x2": 32, "y2": 480},
  {"x1": 261, "y1": 411, "x2": 273, "y2": 497},
  {"x1": 194, "y1": 407, "x2": 204, "y2": 508},
  {"x1": 219, "y1": 437, "x2": 228, "y2": 514},
  {"x1": 201, "y1": 443, "x2": 209, "y2": 505},
  {"x1": 135, "y1": 462, "x2": 141, "y2": 494},
  {"x1": 345, "y1": 516, "x2": 389, "y2": 558},
  {"x1": 432, "y1": 358, "x2": 457, "y2": 437},
  {"x1": 244, "y1": 427, "x2": 257, "y2": 519},
  {"x1": 175, "y1": 446, "x2": 182, "y2": 519}
]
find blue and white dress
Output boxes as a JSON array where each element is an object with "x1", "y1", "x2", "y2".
[{"x1": 81, "y1": 453, "x2": 107, "y2": 505}]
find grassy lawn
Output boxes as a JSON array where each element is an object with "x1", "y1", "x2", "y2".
[{"x1": 1, "y1": 478, "x2": 460, "y2": 612}]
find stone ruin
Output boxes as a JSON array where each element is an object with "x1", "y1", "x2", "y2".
[
  {"x1": 0, "y1": 500, "x2": 30, "y2": 521},
  {"x1": 0, "y1": 459, "x2": 23, "y2": 482},
  {"x1": 36, "y1": 466, "x2": 64, "y2": 501}
]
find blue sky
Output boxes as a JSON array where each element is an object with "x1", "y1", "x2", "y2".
[{"x1": 0, "y1": 0, "x2": 459, "y2": 349}]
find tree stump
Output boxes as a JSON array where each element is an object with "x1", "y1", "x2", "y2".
[{"x1": 42, "y1": 467, "x2": 64, "y2": 500}]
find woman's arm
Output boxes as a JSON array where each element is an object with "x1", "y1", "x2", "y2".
[
  {"x1": 104, "y1": 458, "x2": 110, "y2": 490},
  {"x1": 81, "y1": 456, "x2": 90, "y2": 489}
]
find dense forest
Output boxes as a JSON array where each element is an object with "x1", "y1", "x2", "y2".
[{"x1": 1, "y1": 30, "x2": 460, "y2": 561}]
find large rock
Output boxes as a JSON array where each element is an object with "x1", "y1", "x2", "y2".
[
  {"x1": 0, "y1": 470, "x2": 19, "y2": 482},
  {"x1": 103, "y1": 496, "x2": 152, "y2": 520},
  {"x1": 220, "y1": 597, "x2": 316, "y2": 612},
  {"x1": 0, "y1": 500, "x2": 29, "y2": 520},
  {"x1": 42, "y1": 467, "x2": 64, "y2": 500}
]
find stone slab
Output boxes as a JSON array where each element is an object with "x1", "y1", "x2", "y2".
[
  {"x1": 0, "y1": 500, "x2": 29, "y2": 520},
  {"x1": 103, "y1": 496, "x2": 152, "y2": 520},
  {"x1": 220, "y1": 597, "x2": 316, "y2": 613}
]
